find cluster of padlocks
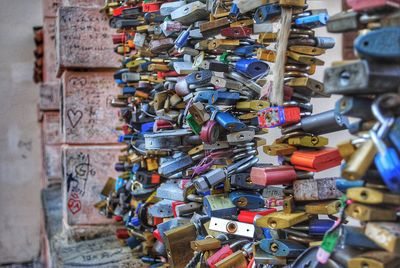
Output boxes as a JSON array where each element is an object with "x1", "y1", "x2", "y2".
[{"x1": 97, "y1": 0, "x2": 400, "y2": 267}]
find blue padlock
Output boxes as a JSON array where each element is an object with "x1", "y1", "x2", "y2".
[
  {"x1": 370, "y1": 128, "x2": 400, "y2": 193},
  {"x1": 206, "y1": 105, "x2": 246, "y2": 132},
  {"x1": 229, "y1": 191, "x2": 265, "y2": 210},
  {"x1": 141, "y1": 122, "x2": 154, "y2": 133},
  {"x1": 175, "y1": 25, "x2": 192, "y2": 49},
  {"x1": 229, "y1": 3, "x2": 239, "y2": 18},
  {"x1": 260, "y1": 239, "x2": 306, "y2": 257},
  {"x1": 131, "y1": 163, "x2": 140, "y2": 173},
  {"x1": 115, "y1": 177, "x2": 126, "y2": 192},
  {"x1": 122, "y1": 86, "x2": 136, "y2": 95},
  {"x1": 294, "y1": 13, "x2": 329, "y2": 29},
  {"x1": 139, "y1": 61, "x2": 152, "y2": 71},
  {"x1": 235, "y1": 58, "x2": 270, "y2": 78},
  {"x1": 114, "y1": 68, "x2": 129, "y2": 85},
  {"x1": 254, "y1": 4, "x2": 281, "y2": 24},
  {"x1": 308, "y1": 219, "x2": 334, "y2": 236},
  {"x1": 118, "y1": 134, "x2": 138, "y2": 143},
  {"x1": 355, "y1": 27, "x2": 400, "y2": 62},
  {"x1": 194, "y1": 91, "x2": 240, "y2": 105},
  {"x1": 335, "y1": 178, "x2": 364, "y2": 192},
  {"x1": 233, "y1": 45, "x2": 261, "y2": 57}
]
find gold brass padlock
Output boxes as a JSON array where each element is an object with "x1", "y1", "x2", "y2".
[
  {"x1": 345, "y1": 203, "x2": 398, "y2": 221},
  {"x1": 164, "y1": 223, "x2": 197, "y2": 268},
  {"x1": 238, "y1": 112, "x2": 259, "y2": 120},
  {"x1": 208, "y1": 40, "x2": 240, "y2": 50},
  {"x1": 342, "y1": 139, "x2": 377, "y2": 180},
  {"x1": 215, "y1": 250, "x2": 247, "y2": 268},
  {"x1": 279, "y1": 0, "x2": 306, "y2": 7},
  {"x1": 236, "y1": 100, "x2": 270, "y2": 111},
  {"x1": 145, "y1": 158, "x2": 159, "y2": 171},
  {"x1": 230, "y1": 19, "x2": 253, "y2": 28},
  {"x1": 256, "y1": 211, "x2": 309, "y2": 229},
  {"x1": 288, "y1": 45, "x2": 326, "y2": 56},
  {"x1": 263, "y1": 143, "x2": 297, "y2": 156},
  {"x1": 257, "y1": 48, "x2": 276, "y2": 62},
  {"x1": 287, "y1": 135, "x2": 328, "y2": 148},
  {"x1": 304, "y1": 200, "x2": 341, "y2": 215},
  {"x1": 346, "y1": 187, "x2": 400, "y2": 206},
  {"x1": 365, "y1": 222, "x2": 400, "y2": 253},
  {"x1": 337, "y1": 140, "x2": 357, "y2": 161},
  {"x1": 286, "y1": 51, "x2": 325, "y2": 66},
  {"x1": 347, "y1": 251, "x2": 400, "y2": 268},
  {"x1": 190, "y1": 238, "x2": 221, "y2": 252},
  {"x1": 283, "y1": 196, "x2": 295, "y2": 214}
]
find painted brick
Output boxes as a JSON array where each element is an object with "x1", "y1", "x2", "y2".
[
  {"x1": 62, "y1": 145, "x2": 124, "y2": 225},
  {"x1": 43, "y1": 0, "x2": 63, "y2": 18},
  {"x1": 56, "y1": 7, "x2": 119, "y2": 75},
  {"x1": 43, "y1": 112, "x2": 62, "y2": 145},
  {"x1": 39, "y1": 82, "x2": 60, "y2": 111},
  {"x1": 43, "y1": 145, "x2": 62, "y2": 183},
  {"x1": 43, "y1": 18, "x2": 58, "y2": 82},
  {"x1": 61, "y1": 71, "x2": 120, "y2": 144}
]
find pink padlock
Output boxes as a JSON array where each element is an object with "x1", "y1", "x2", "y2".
[{"x1": 200, "y1": 120, "x2": 220, "y2": 144}]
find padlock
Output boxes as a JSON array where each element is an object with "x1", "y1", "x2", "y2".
[
  {"x1": 191, "y1": 238, "x2": 222, "y2": 252},
  {"x1": 203, "y1": 194, "x2": 238, "y2": 218},
  {"x1": 260, "y1": 239, "x2": 306, "y2": 257},
  {"x1": 347, "y1": 251, "x2": 400, "y2": 268},
  {"x1": 263, "y1": 143, "x2": 297, "y2": 156},
  {"x1": 256, "y1": 211, "x2": 310, "y2": 229},
  {"x1": 250, "y1": 165, "x2": 298, "y2": 186},
  {"x1": 258, "y1": 106, "x2": 301, "y2": 128},
  {"x1": 346, "y1": 0, "x2": 400, "y2": 12},
  {"x1": 229, "y1": 191, "x2": 265, "y2": 210},
  {"x1": 287, "y1": 135, "x2": 328, "y2": 148},
  {"x1": 293, "y1": 177, "x2": 342, "y2": 201},
  {"x1": 365, "y1": 222, "x2": 400, "y2": 253},
  {"x1": 345, "y1": 203, "x2": 398, "y2": 221},
  {"x1": 346, "y1": 187, "x2": 400, "y2": 205},
  {"x1": 214, "y1": 250, "x2": 248, "y2": 268},
  {"x1": 209, "y1": 217, "x2": 255, "y2": 238},
  {"x1": 304, "y1": 200, "x2": 342, "y2": 215},
  {"x1": 290, "y1": 148, "x2": 343, "y2": 172},
  {"x1": 164, "y1": 223, "x2": 197, "y2": 268},
  {"x1": 324, "y1": 60, "x2": 400, "y2": 95},
  {"x1": 282, "y1": 109, "x2": 349, "y2": 135}
]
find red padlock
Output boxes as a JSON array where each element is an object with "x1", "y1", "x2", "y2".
[
  {"x1": 347, "y1": 0, "x2": 400, "y2": 11},
  {"x1": 207, "y1": 245, "x2": 234, "y2": 268},
  {"x1": 200, "y1": 120, "x2": 220, "y2": 144},
  {"x1": 220, "y1": 27, "x2": 253, "y2": 38},
  {"x1": 112, "y1": 33, "x2": 126, "y2": 45},
  {"x1": 250, "y1": 165, "x2": 297, "y2": 186},
  {"x1": 237, "y1": 209, "x2": 277, "y2": 224},
  {"x1": 142, "y1": 2, "x2": 161, "y2": 12},
  {"x1": 116, "y1": 228, "x2": 130, "y2": 239},
  {"x1": 171, "y1": 201, "x2": 185, "y2": 217},
  {"x1": 290, "y1": 148, "x2": 343, "y2": 172}
]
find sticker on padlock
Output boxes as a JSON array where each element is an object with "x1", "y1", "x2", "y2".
[{"x1": 258, "y1": 106, "x2": 301, "y2": 128}]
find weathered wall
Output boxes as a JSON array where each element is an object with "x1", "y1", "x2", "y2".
[{"x1": 0, "y1": 0, "x2": 43, "y2": 264}]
